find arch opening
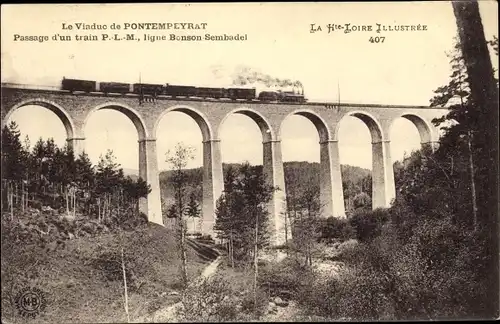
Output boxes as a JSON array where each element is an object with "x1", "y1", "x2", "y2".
[
  {"x1": 281, "y1": 114, "x2": 322, "y2": 163},
  {"x1": 336, "y1": 111, "x2": 385, "y2": 169},
  {"x1": 280, "y1": 113, "x2": 323, "y2": 219},
  {"x1": 84, "y1": 103, "x2": 148, "y2": 141},
  {"x1": 286, "y1": 110, "x2": 330, "y2": 143},
  {"x1": 337, "y1": 113, "x2": 378, "y2": 213},
  {"x1": 154, "y1": 106, "x2": 212, "y2": 142},
  {"x1": 155, "y1": 110, "x2": 204, "y2": 232},
  {"x1": 84, "y1": 109, "x2": 140, "y2": 171},
  {"x1": 3, "y1": 100, "x2": 75, "y2": 140},
  {"x1": 4, "y1": 104, "x2": 69, "y2": 149},
  {"x1": 219, "y1": 108, "x2": 274, "y2": 143},
  {"x1": 400, "y1": 114, "x2": 433, "y2": 144},
  {"x1": 348, "y1": 112, "x2": 383, "y2": 143},
  {"x1": 390, "y1": 116, "x2": 424, "y2": 164},
  {"x1": 219, "y1": 112, "x2": 265, "y2": 166}
]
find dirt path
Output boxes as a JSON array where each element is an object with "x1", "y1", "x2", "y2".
[{"x1": 143, "y1": 255, "x2": 223, "y2": 323}]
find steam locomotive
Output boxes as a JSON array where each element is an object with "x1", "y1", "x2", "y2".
[{"x1": 61, "y1": 77, "x2": 306, "y2": 103}]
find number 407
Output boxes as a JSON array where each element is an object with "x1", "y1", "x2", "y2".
[{"x1": 369, "y1": 36, "x2": 385, "y2": 43}]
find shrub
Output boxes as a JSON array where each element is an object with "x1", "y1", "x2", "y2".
[
  {"x1": 297, "y1": 267, "x2": 396, "y2": 321},
  {"x1": 318, "y1": 217, "x2": 356, "y2": 243},
  {"x1": 297, "y1": 213, "x2": 494, "y2": 321},
  {"x1": 259, "y1": 257, "x2": 315, "y2": 300},
  {"x1": 176, "y1": 275, "x2": 239, "y2": 322},
  {"x1": 348, "y1": 208, "x2": 389, "y2": 242},
  {"x1": 239, "y1": 287, "x2": 269, "y2": 316},
  {"x1": 353, "y1": 192, "x2": 372, "y2": 211}
]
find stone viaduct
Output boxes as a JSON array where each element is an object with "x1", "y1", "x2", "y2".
[{"x1": 1, "y1": 84, "x2": 448, "y2": 245}]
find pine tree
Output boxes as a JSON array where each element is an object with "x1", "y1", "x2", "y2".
[
  {"x1": 1, "y1": 121, "x2": 28, "y2": 182},
  {"x1": 95, "y1": 150, "x2": 122, "y2": 221},
  {"x1": 214, "y1": 166, "x2": 240, "y2": 266},
  {"x1": 215, "y1": 164, "x2": 275, "y2": 262},
  {"x1": 186, "y1": 193, "x2": 201, "y2": 232},
  {"x1": 213, "y1": 163, "x2": 275, "y2": 308}
]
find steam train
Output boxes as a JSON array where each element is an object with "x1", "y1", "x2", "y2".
[{"x1": 61, "y1": 77, "x2": 306, "y2": 103}]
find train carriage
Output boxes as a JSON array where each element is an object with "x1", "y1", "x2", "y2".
[
  {"x1": 165, "y1": 84, "x2": 197, "y2": 97},
  {"x1": 99, "y1": 82, "x2": 131, "y2": 94},
  {"x1": 227, "y1": 88, "x2": 256, "y2": 100},
  {"x1": 132, "y1": 83, "x2": 164, "y2": 96},
  {"x1": 196, "y1": 87, "x2": 225, "y2": 99},
  {"x1": 62, "y1": 78, "x2": 97, "y2": 93}
]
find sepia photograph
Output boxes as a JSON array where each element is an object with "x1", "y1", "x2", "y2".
[{"x1": 1, "y1": 1, "x2": 498, "y2": 322}]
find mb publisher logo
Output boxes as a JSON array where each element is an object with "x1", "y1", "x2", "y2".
[
  {"x1": 21, "y1": 293, "x2": 40, "y2": 310},
  {"x1": 14, "y1": 287, "x2": 47, "y2": 319}
]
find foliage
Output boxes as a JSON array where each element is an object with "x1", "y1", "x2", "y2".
[
  {"x1": 176, "y1": 264, "x2": 270, "y2": 322},
  {"x1": 317, "y1": 216, "x2": 356, "y2": 243},
  {"x1": 288, "y1": 215, "x2": 324, "y2": 267},
  {"x1": 176, "y1": 275, "x2": 239, "y2": 322},
  {"x1": 1, "y1": 222, "x2": 208, "y2": 324},
  {"x1": 294, "y1": 35, "x2": 499, "y2": 320},
  {"x1": 259, "y1": 257, "x2": 315, "y2": 298},
  {"x1": 1, "y1": 124, "x2": 152, "y2": 233},
  {"x1": 352, "y1": 192, "x2": 371, "y2": 211},
  {"x1": 284, "y1": 161, "x2": 371, "y2": 216},
  {"x1": 348, "y1": 208, "x2": 389, "y2": 243},
  {"x1": 160, "y1": 161, "x2": 371, "y2": 220},
  {"x1": 164, "y1": 142, "x2": 198, "y2": 289},
  {"x1": 214, "y1": 163, "x2": 275, "y2": 262},
  {"x1": 1, "y1": 121, "x2": 30, "y2": 181}
]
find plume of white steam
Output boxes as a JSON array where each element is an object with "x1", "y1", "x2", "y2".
[
  {"x1": 231, "y1": 65, "x2": 300, "y2": 89},
  {"x1": 208, "y1": 64, "x2": 304, "y2": 94}
]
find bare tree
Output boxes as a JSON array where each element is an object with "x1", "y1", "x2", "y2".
[{"x1": 165, "y1": 143, "x2": 196, "y2": 289}]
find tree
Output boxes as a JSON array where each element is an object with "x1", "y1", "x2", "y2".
[
  {"x1": 452, "y1": 1, "x2": 499, "y2": 317},
  {"x1": 390, "y1": 4, "x2": 499, "y2": 318},
  {"x1": 488, "y1": 35, "x2": 498, "y2": 57},
  {"x1": 430, "y1": 38, "x2": 481, "y2": 226},
  {"x1": 1, "y1": 121, "x2": 29, "y2": 182},
  {"x1": 165, "y1": 142, "x2": 196, "y2": 289},
  {"x1": 186, "y1": 193, "x2": 201, "y2": 233},
  {"x1": 288, "y1": 178, "x2": 323, "y2": 267},
  {"x1": 1, "y1": 122, "x2": 30, "y2": 215},
  {"x1": 215, "y1": 164, "x2": 275, "y2": 262},
  {"x1": 213, "y1": 163, "x2": 275, "y2": 308},
  {"x1": 353, "y1": 192, "x2": 371, "y2": 211},
  {"x1": 74, "y1": 152, "x2": 95, "y2": 214},
  {"x1": 75, "y1": 152, "x2": 95, "y2": 188},
  {"x1": 95, "y1": 150, "x2": 123, "y2": 222},
  {"x1": 214, "y1": 166, "x2": 240, "y2": 266}
]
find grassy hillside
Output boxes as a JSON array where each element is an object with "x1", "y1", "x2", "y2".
[{"x1": 1, "y1": 221, "x2": 209, "y2": 323}]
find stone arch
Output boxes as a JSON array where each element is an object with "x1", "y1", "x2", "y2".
[
  {"x1": 218, "y1": 107, "x2": 275, "y2": 142},
  {"x1": 334, "y1": 111, "x2": 384, "y2": 142},
  {"x1": 83, "y1": 102, "x2": 148, "y2": 140},
  {"x1": 153, "y1": 105, "x2": 213, "y2": 142},
  {"x1": 396, "y1": 113, "x2": 434, "y2": 144},
  {"x1": 280, "y1": 109, "x2": 331, "y2": 143},
  {"x1": 2, "y1": 98, "x2": 75, "y2": 139}
]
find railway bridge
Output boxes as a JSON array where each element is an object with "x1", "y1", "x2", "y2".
[{"x1": 1, "y1": 84, "x2": 448, "y2": 245}]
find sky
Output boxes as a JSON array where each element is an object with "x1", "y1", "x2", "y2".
[{"x1": 2, "y1": 2, "x2": 498, "y2": 171}]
